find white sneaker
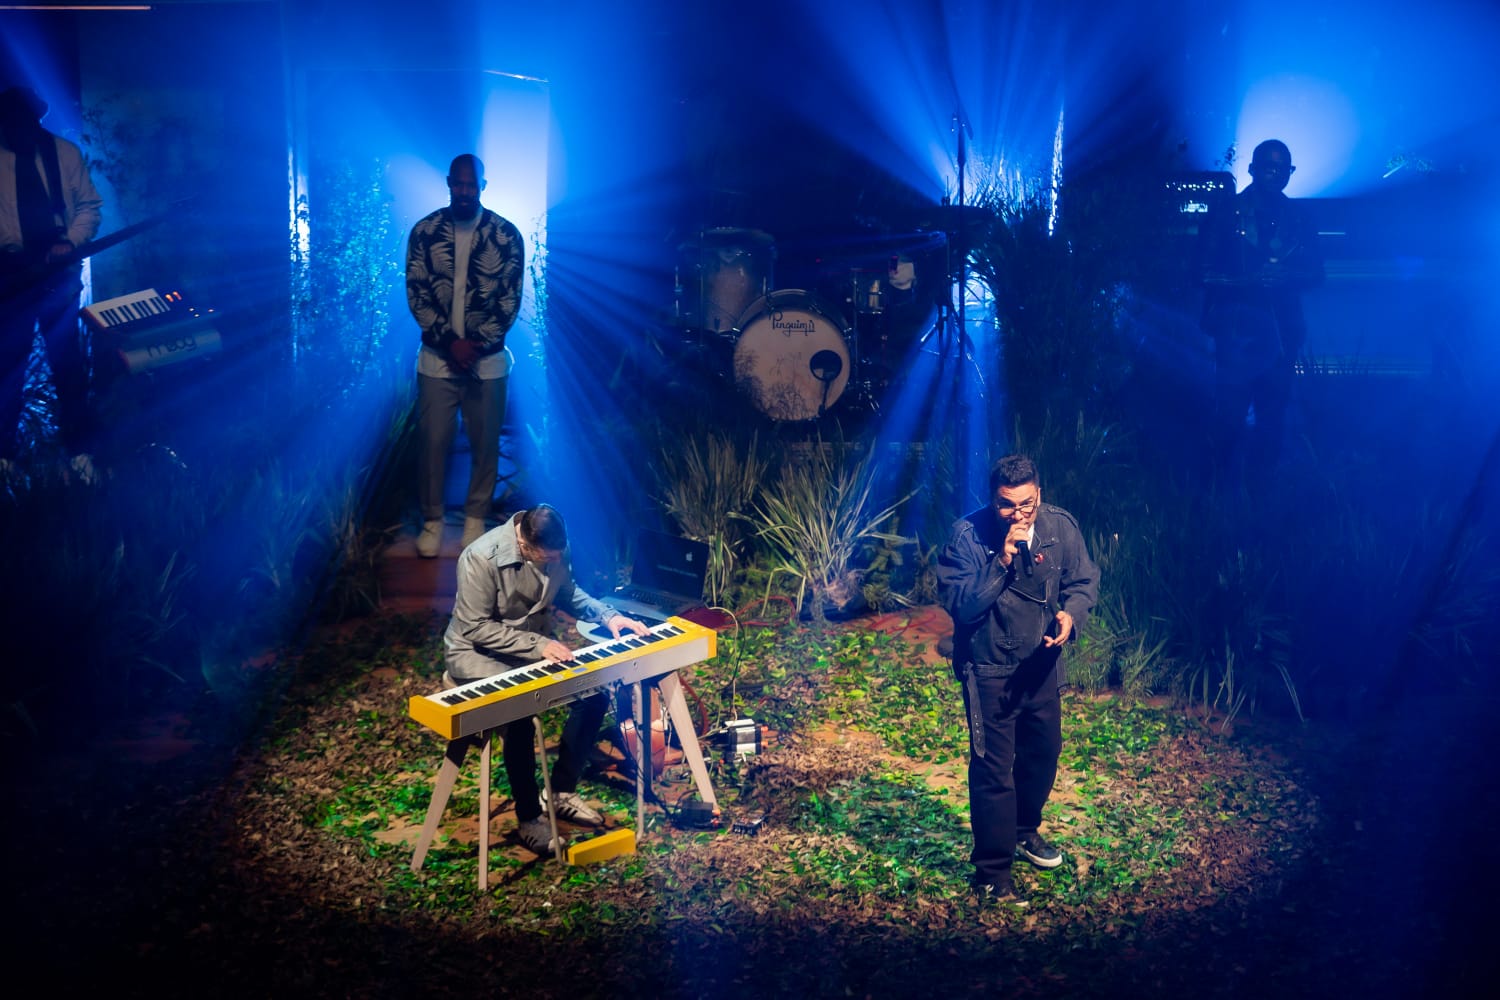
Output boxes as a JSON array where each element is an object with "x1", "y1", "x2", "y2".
[
  {"x1": 415, "y1": 519, "x2": 444, "y2": 558},
  {"x1": 542, "y1": 789, "x2": 604, "y2": 827},
  {"x1": 515, "y1": 816, "x2": 557, "y2": 855},
  {"x1": 461, "y1": 516, "x2": 487, "y2": 548},
  {"x1": 69, "y1": 453, "x2": 99, "y2": 485}
]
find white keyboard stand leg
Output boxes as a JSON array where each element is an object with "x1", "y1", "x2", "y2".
[
  {"x1": 632, "y1": 682, "x2": 646, "y2": 835},
  {"x1": 478, "y1": 734, "x2": 491, "y2": 890},
  {"x1": 411, "y1": 732, "x2": 501, "y2": 891},
  {"x1": 411, "y1": 736, "x2": 469, "y2": 875},
  {"x1": 535, "y1": 717, "x2": 564, "y2": 863},
  {"x1": 659, "y1": 672, "x2": 718, "y2": 810}
]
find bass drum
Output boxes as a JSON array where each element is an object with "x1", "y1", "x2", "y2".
[{"x1": 732, "y1": 290, "x2": 852, "y2": 422}]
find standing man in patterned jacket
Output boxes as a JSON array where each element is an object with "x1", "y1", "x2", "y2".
[
  {"x1": 938, "y1": 454, "x2": 1099, "y2": 907},
  {"x1": 406, "y1": 153, "x2": 525, "y2": 557}
]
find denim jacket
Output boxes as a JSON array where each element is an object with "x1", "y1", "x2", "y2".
[{"x1": 938, "y1": 503, "x2": 1099, "y2": 679}]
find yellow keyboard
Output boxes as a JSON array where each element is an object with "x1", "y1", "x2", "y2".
[{"x1": 408, "y1": 617, "x2": 716, "y2": 740}]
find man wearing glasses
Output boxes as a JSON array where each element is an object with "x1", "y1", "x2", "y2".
[
  {"x1": 938, "y1": 455, "x2": 1099, "y2": 906},
  {"x1": 444, "y1": 503, "x2": 650, "y2": 855},
  {"x1": 1195, "y1": 138, "x2": 1324, "y2": 484}
]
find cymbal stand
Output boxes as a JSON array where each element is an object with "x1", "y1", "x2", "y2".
[{"x1": 917, "y1": 111, "x2": 980, "y2": 498}]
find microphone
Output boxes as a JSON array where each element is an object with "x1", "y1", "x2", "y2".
[{"x1": 1016, "y1": 539, "x2": 1033, "y2": 577}]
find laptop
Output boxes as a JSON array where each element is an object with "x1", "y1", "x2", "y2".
[
  {"x1": 582, "y1": 530, "x2": 723, "y2": 639},
  {"x1": 617, "y1": 529, "x2": 711, "y2": 616}
]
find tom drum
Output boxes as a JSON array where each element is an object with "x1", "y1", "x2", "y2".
[{"x1": 675, "y1": 228, "x2": 776, "y2": 334}]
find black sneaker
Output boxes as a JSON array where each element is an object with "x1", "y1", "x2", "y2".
[
  {"x1": 972, "y1": 879, "x2": 1029, "y2": 908},
  {"x1": 1016, "y1": 830, "x2": 1063, "y2": 869}
]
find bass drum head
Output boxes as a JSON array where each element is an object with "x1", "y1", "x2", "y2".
[{"x1": 733, "y1": 290, "x2": 851, "y2": 422}]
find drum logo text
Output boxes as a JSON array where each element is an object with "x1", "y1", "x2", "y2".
[{"x1": 770, "y1": 310, "x2": 816, "y2": 336}]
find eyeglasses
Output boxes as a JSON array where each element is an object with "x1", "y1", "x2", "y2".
[{"x1": 994, "y1": 497, "x2": 1039, "y2": 517}]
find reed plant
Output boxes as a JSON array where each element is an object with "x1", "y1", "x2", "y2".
[
  {"x1": 745, "y1": 440, "x2": 914, "y2": 623},
  {"x1": 658, "y1": 431, "x2": 766, "y2": 607},
  {"x1": 0, "y1": 457, "x2": 197, "y2": 739}
]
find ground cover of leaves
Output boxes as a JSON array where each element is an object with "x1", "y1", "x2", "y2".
[{"x1": 4, "y1": 608, "x2": 1490, "y2": 998}]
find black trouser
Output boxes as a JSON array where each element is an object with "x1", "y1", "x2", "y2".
[
  {"x1": 0, "y1": 270, "x2": 92, "y2": 460},
  {"x1": 1215, "y1": 357, "x2": 1294, "y2": 487},
  {"x1": 501, "y1": 690, "x2": 609, "y2": 823},
  {"x1": 961, "y1": 655, "x2": 1062, "y2": 888}
]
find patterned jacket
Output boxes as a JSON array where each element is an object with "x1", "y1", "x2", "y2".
[{"x1": 405, "y1": 206, "x2": 524, "y2": 355}]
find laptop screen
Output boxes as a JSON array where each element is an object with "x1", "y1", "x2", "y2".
[{"x1": 629, "y1": 529, "x2": 709, "y2": 602}]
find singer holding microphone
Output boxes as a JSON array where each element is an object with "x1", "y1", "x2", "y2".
[{"x1": 938, "y1": 455, "x2": 1099, "y2": 906}]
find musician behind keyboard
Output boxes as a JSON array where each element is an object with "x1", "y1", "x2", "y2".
[{"x1": 443, "y1": 504, "x2": 649, "y2": 856}]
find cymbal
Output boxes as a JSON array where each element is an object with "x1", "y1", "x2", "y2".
[{"x1": 912, "y1": 203, "x2": 995, "y2": 234}]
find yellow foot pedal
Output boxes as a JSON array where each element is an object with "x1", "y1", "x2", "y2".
[{"x1": 565, "y1": 827, "x2": 636, "y2": 866}]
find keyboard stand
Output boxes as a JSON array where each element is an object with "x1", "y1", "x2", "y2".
[
  {"x1": 409, "y1": 672, "x2": 718, "y2": 889},
  {"x1": 624, "y1": 671, "x2": 719, "y2": 835}
]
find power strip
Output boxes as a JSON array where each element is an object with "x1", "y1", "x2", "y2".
[{"x1": 732, "y1": 811, "x2": 767, "y2": 836}]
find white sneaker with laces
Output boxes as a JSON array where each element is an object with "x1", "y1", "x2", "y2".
[
  {"x1": 0, "y1": 458, "x2": 26, "y2": 497},
  {"x1": 543, "y1": 789, "x2": 604, "y2": 827},
  {"x1": 461, "y1": 516, "x2": 487, "y2": 548},
  {"x1": 69, "y1": 453, "x2": 100, "y2": 485},
  {"x1": 515, "y1": 817, "x2": 557, "y2": 855},
  {"x1": 415, "y1": 519, "x2": 443, "y2": 558}
]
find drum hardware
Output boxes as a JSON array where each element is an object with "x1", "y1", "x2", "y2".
[{"x1": 850, "y1": 267, "x2": 886, "y2": 315}]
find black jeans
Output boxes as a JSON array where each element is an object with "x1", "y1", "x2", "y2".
[
  {"x1": 501, "y1": 690, "x2": 609, "y2": 823},
  {"x1": 0, "y1": 271, "x2": 92, "y2": 459},
  {"x1": 961, "y1": 656, "x2": 1062, "y2": 887}
]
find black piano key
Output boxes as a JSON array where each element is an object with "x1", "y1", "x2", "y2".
[
  {"x1": 475, "y1": 682, "x2": 499, "y2": 693},
  {"x1": 459, "y1": 688, "x2": 483, "y2": 700},
  {"x1": 576, "y1": 651, "x2": 599, "y2": 663},
  {"x1": 441, "y1": 693, "x2": 466, "y2": 705},
  {"x1": 542, "y1": 663, "x2": 567, "y2": 674}
]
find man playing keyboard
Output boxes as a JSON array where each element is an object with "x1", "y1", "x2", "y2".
[{"x1": 445, "y1": 503, "x2": 649, "y2": 855}]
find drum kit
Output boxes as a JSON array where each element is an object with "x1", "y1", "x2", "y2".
[{"x1": 671, "y1": 221, "x2": 970, "y2": 422}]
